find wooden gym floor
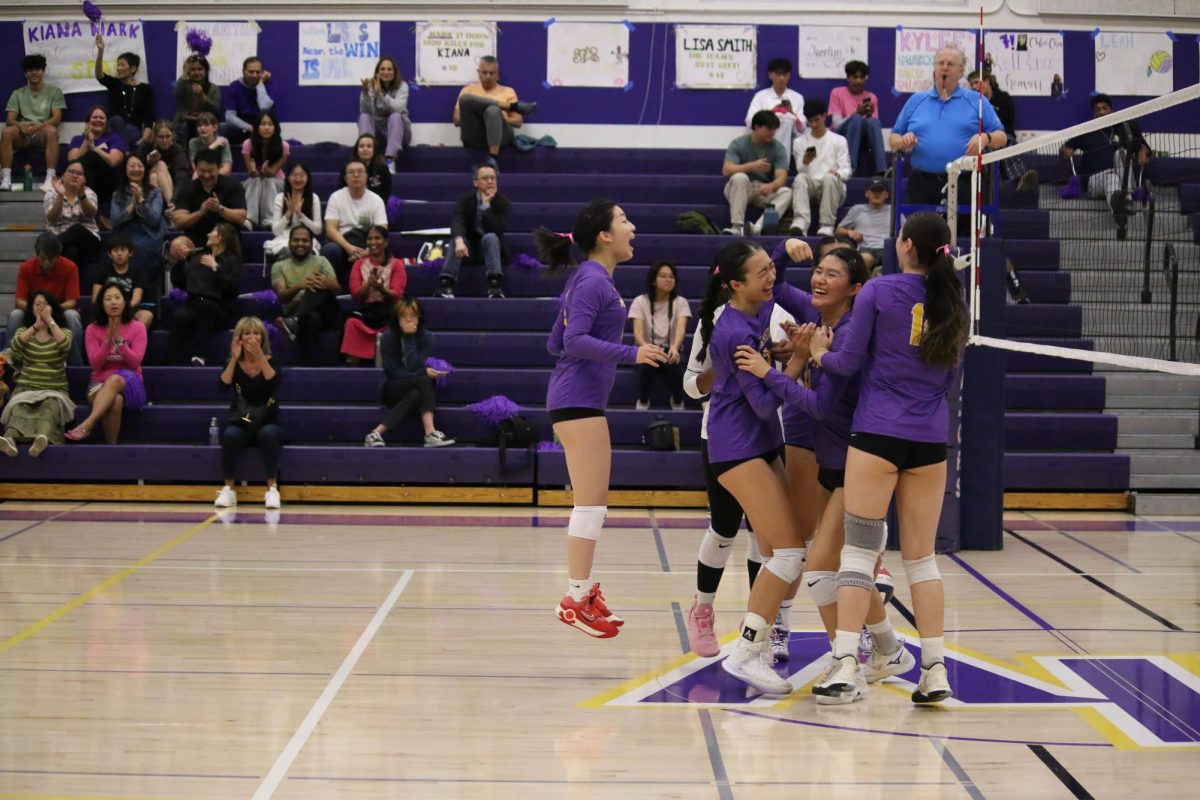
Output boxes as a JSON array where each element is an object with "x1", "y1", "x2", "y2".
[{"x1": 0, "y1": 502, "x2": 1197, "y2": 799}]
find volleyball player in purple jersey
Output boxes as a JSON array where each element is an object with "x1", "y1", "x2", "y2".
[
  {"x1": 696, "y1": 239, "x2": 818, "y2": 695},
  {"x1": 807, "y1": 212, "x2": 967, "y2": 704},
  {"x1": 534, "y1": 200, "x2": 667, "y2": 639},
  {"x1": 734, "y1": 247, "x2": 914, "y2": 702}
]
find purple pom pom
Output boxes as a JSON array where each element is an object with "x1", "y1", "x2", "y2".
[
  {"x1": 116, "y1": 369, "x2": 146, "y2": 411},
  {"x1": 167, "y1": 288, "x2": 187, "y2": 305},
  {"x1": 249, "y1": 289, "x2": 281, "y2": 318},
  {"x1": 82, "y1": 1, "x2": 103, "y2": 23},
  {"x1": 416, "y1": 257, "x2": 444, "y2": 271},
  {"x1": 186, "y1": 28, "x2": 213, "y2": 57},
  {"x1": 465, "y1": 395, "x2": 521, "y2": 429},
  {"x1": 261, "y1": 321, "x2": 284, "y2": 352},
  {"x1": 387, "y1": 196, "x2": 404, "y2": 227},
  {"x1": 1059, "y1": 174, "x2": 1081, "y2": 200},
  {"x1": 515, "y1": 253, "x2": 545, "y2": 270},
  {"x1": 535, "y1": 440, "x2": 563, "y2": 452},
  {"x1": 424, "y1": 357, "x2": 455, "y2": 388}
]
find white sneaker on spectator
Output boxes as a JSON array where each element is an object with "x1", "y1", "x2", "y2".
[
  {"x1": 424, "y1": 430, "x2": 455, "y2": 448},
  {"x1": 0, "y1": 436, "x2": 16, "y2": 457},
  {"x1": 635, "y1": 400, "x2": 649, "y2": 411},
  {"x1": 214, "y1": 486, "x2": 237, "y2": 508},
  {"x1": 721, "y1": 226, "x2": 744, "y2": 237},
  {"x1": 364, "y1": 431, "x2": 386, "y2": 447},
  {"x1": 39, "y1": 171, "x2": 55, "y2": 192},
  {"x1": 264, "y1": 486, "x2": 281, "y2": 509},
  {"x1": 190, "y1": 356, "x2": 206, "y2": 366},
  {"x1": 747, "y1": 218, "x2": 763, "y2": 236},
  {"x1": 816, "y1": 225, "x2": 835, "y2": 236},
  {"x1": 28, "y1": 434, "x2": 48, "y2": 458},
  {"x1": 0, "y1": 175, "x2": 10, "y2": 191}
]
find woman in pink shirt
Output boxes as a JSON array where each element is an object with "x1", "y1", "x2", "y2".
[
  {"x1": 340, "y1": 225, "x2": 408, "y2": 363},
  {"x1": 66, "y1": 284, "x2": 147, "y2": 443}
]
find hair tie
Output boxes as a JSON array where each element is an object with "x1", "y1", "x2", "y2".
[
  {"x1": 560, "y1": 232, "x2": 574, "y2": 244},
  {"x1": 713, "y1": 265, "x2": 721, "y2": 276},
  {"x1": 936, "y1": 244, "x2": 951, "y2": 256}
]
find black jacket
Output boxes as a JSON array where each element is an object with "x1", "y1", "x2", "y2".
[{"x1": 450, "y1": 190, "x2": 510, "y2": 259}]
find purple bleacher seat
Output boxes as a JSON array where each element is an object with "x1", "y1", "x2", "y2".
[
  {"x1": 1004, "y1": 412, "x2": 1118, "y2": 451},
  {"x1": 1004, "y1": 452, "x2": 1130, "y2": 491},
  {"x1": 1006, "y1": 374, "x2": 1107, "y2": 411}
]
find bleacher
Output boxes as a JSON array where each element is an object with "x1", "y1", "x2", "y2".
[{"x1": 3, "y1": 142, "x2": 1177, "y2": 503}]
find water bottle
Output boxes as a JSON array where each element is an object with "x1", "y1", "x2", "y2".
[
  {"x1": 208, "y1": 417, "x2": 220, "y2": 446},
  {"x1": 22, "y1": 164, "x2": 32, "y2": 193}
]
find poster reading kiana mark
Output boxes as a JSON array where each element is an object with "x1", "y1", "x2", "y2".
[
  {"x1": 415, "y1": 21, "x2": 497, "y2": 86},
  {"x1": 23, "y1": 19, "x2": 148, "y2": 94}
]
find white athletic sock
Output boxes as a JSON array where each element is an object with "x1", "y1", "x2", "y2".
[
  {"x1": 833, "y1": 629, "x2": 860, "y2": 660},
  {"x1": 740, "y1": 611, "x2": 769, "y2": 644},
  {"x1": 44, "y1": 168, "x2": 55, "y2": 181},
  {"x1": 867, "y1": 618, "x2": 899, "y2": 654},
  {"x1": 567, "y1": 577, "x2": 591, "y2": 602},
  {"x1": 920, "y1": 636, "x2": 945, "y2": 668},
  {"x1": 696, "y1": 591, "x2": 716, "y2": 606},
  {"x1": 776, "y1": 599, "x2": 794, "y2": 629}
]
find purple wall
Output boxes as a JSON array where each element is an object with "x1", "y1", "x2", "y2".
[{"x1": 4, "y1": 21, "x2": 1196, "y2": 137}]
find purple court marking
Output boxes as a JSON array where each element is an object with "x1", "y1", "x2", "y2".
[
  {"x1": 947, "y1": 552, "x2": 1056, "y2": 631},
  {"x1": 1049, "y1": 520, "x2": 1169, "y2": 532},
  {"x1": 1157, "y1": 521, "x2": 1200, "y2": 532},
  {"x1": 1005, "y1": 519, "x2": 1055, "y2": 531},
  {"x1": 723, "y1": 709, "x2": 1110, "y2": 748},
  {"x1": 1060, "y1": 658, "x2": 1200, "y2": 744}
]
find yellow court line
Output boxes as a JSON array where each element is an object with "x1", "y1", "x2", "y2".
[{"x1": 0, "y1": 514, "x2": 218, "y2": 656}]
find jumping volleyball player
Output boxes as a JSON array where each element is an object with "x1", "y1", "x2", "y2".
[
  {"x1": 810, "y1": 212, "x2": 967, "y2": 704},
  {"x1": 535, "y1": 200, "x2": 667, "y2": 639}
]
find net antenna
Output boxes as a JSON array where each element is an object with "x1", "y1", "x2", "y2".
[{"x1": 949, "y1": 82, "x2": 1200, "y2": 378}]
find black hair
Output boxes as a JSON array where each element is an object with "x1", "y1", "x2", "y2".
[
  {"x1": 365, "y1": 224, "x2": 391, "y2": 259},
  {"x1": 766, "y1": 57, "x2": 793, "y2": 75},
  {"x1": 645, "y1": 260, "x2": 679, "y2": 324},
  {"x1": 93, "y1": 282, "x2": 134, "y2": 326},
  {"x1": 243, "y1": 56, "x2": 262, "y2": 71},
  {"x1": 750, "y1": 110, "x2": 781, "y2": 130},
  {"x1": 473, "y1": 162, "x2": 499, "y2": 178},
  {"x1": 1090, "y1": 93, "x2": 1113, "y2": 109},
  {"x1": 815, "y1": 234, "x2": 857, "y2": 260},
  {"x1": 844, "y1": 60, "x2": 869, "y2": 77},
  {"x1": 390, "y1": 296, "x2": 426, "y2": 334},
  {"x1": 820, "y1": 247, "x2": 870, "y2": 304},
  {"x1": 249, "y1": 110, "x2": 284, "y2": 170},
  {"x1": 533, "y1": 198, "x2": 618, "y2": 274},
  {"x1": 803, "y1": 98, "x2": 827, "y2": 120},
  {"x1": 85, "y1": 104, "x2": 109, "y2": 133},
  {"x1": 342, "y1": 158, "x2": 369, "y2": 182},
  {"x1": 282, "y1": 162, "x2": 315, "y2": 220},
  {"x1": 193, "y1": 147, "x2": 222, "y2": 168},
  {"x1": 22, "y1": 290, "x2": 66, "y2": 330},
  {"x1": 184, "y1": 55, "x2": 212, "y2": 90},
  {"x1": 118, "y1": 52, "x2": 140, "y2": 70},
  {"x1": 106, "y1": 233, "x2": 134, "y2": 253},
  {"x1": 21, "y1": 54, "x2": 47, "y2": 72},
  {"x1": 34, "y1": 232, "x2": 61, "y2": 260},
  {"x1": 287, "y1": 224, "x2": 313, "y2": 243},
  {"x1": 353, "y1": 134, "x2": 385, "y2": 172},
  {"x1": 901, "y1": 212, "x2": 967, "y2": 368},
  {"x1": 116, "y1": 152, "x2": 151, "y2": 196},
  {"x1": 696, "y1": 240, "x2": 763, "y2": 363},
  {"x1": 210, "y1": 222, "x2": 242, "y2": 258},
  {"x1": 373, "y1": 55, "x2": 405, "y2": 93}
]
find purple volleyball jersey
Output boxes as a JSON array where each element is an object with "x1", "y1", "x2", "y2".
[
  {"x1": 767, "y1": 239, "x2": 822, "y2": 449},
  {"x1": 707, "y1": 280, "x2": 813, "y2": 463},
  {"x1": 819, "y1": 272, "x2": 958, "y2": 444},
  {"x1": 546, "y1": 261, "x2": 639, "y2": 412}
]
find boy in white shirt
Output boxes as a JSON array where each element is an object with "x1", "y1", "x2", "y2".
[
  {"x1": 744, "y1": 58, "x2": 805, "y2": 152},
  {"x1": 790, "y1": 98, "x2": 851, "y2": 236}
]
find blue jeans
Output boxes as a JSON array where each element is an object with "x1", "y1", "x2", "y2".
[
  {"x1": 221, "y1": 422, "x2": 283, "y2": 482},
  {"x1": 838, "y1": 115, "x2": 888, "y2": 175},
  {"x1": 438, "y1": 232, "x2": 503, "y2": 283}
]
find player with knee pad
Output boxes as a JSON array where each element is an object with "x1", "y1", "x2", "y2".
[{"x1": 538, "y1": 202, "x2": 668, "y2": 639}]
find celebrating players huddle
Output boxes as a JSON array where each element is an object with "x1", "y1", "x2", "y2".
[{"x1": 542, "y1": 201, "x2": 966, "y2": 707}]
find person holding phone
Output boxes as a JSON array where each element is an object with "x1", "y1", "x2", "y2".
[
  {"x1": 791, "y1": 99, "x2": 851, "y2": 237},
  {"x1": 827, "y1": 60, "x2": 887, "y2": 175},
  {"x1": 744, "y1": 57, "x2": 805, "y2": 151},
  {"x1": 166, "y1": 148, "x2": 247, "y2": 266}
]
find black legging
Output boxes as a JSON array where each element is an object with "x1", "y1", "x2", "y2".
[
  {"x1": 221, "y1": 423, "x2": 283, "y2": 481},
  {"x1": 291, "y1": 290, "x2": 339, "y2": 365},
  {"x1": 380, "y1": 375, "x2": 436, "y2": 431},
  {"x1": 56, "y1": 225, "x2": 101, "y2": 274},
  {"x1": 637, "y1": 361, "x2": 685, "y2": 405},
  {"x1": 168, "y1": 297, "x2": 232, "y2": 363},
  {"x1": 75, "y1": 150, "x2": 120, "y2": 208}
]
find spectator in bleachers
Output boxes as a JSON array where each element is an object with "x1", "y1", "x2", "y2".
[
  {"x1": 628, "y1": 261, "x2": 691, "y2": 411},
  {"x1": 364, "y1": 297, "x2": 455, "y2": 448},
  {"x1": 166, "y1": 148, "x2": 247, "y2": 265},
  {"x1": 722, "y1": 110, "x2": 791, "y2": 236},
  {"x1": 338, "y1": 134, "x2": 391, "y2": 201},
  {"x1": 321, "y1": 160, "x2": 387, "y2": 285},
  {"x1": 215, "y1": 316, "x2": 282, "y2": 510},
  {"x1": 790, "y1": 98, "x2": 850, "y2": 237},
  {"x1": 94, "y1": 34, "x2": 154, "y2": 148},
  {"x1": 92, "y1": 235, "x2": 155, "y2": 329},
  {"x1": 271, "y1": 226, "x2": 340, "y2": 366},
  {"x1": 187, "y1": 112, "x2": 233, "y2": 177},
  {"x1": 834, "y1": 177, "x2": 890, "y2": 273},
  {"x1": 110, "y1": 153, "x2": 166, "y2": 296},
  {"x1": 358, "y1": 56, "x2": 410, "y2": 170},
  {"x1": 1, "y1": 54, "x2": 65, "y2": 191},
  {"x1": 138, "y1": 120, "x2": 191, "y2": 205},
  {"x1": 45, "y1": 160, "x2": 101, "y2": 275},
  {"x1": 829, "y1": 60, "x2": 886, "y2": 176},
  {"x1": 7, "y1": 234, "x2": 83, "y2": 366},
  {"x1": 744, "y1": 57, "x2": 805, "y2": 153},
  {"x1": 167, "y1": 222, "x2": 243, "y2": 366},
  {"x1": 173, "y1": 55, "x2": 221, "y2": 143},
  {"x1": 66, "y1": 283, "x2": 146, "y2": 444},
  {"x1": 264, "y1": 163, "x2": 322, "y2": 261},
  {"x1": 221, "y1": 57, "x2": 274, "y2": 147},
  {"x1": 889, "y1": 45, "x2": 1005, "y2": 207},
  {"x1": 453, "y1": 56, "x2": 536, "y2": 165},
  {"x1": 66, "y1": 106, "x2": 126, "y2": 207},
  {"x1": 341, "y1": 225, "x2": 406, "y2": 365},
  {"x1": 968, "y1": 69, "x2": 1038, "y2": 192},
  {"x1": 241, "y1": 111, "x2": 289, "y2": 229},
  {"x1": 0, "y1": 290, "x2": 72, "y2": 457},
  {"x1": 436, "y1": 162, "x2": 509, "y2": 299}
]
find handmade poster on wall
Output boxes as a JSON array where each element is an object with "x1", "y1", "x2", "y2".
[
  {"x1": 675, "y1": 24, "x2": 757, "y2": 89},
  {"x1": 22, "y1": 19, "x2": 147, "y2": 94},
  {"x1": 545, "y1": 21, "x2": 630, "y2": 88},
  {"x1": 894, "y1": 28, "x2": 976, "y2": 93},
  {"x1": 983, "y1": 32, "x2": 1064, "y2": 96},
  {"x1": 298, "y1": 22, "x2": 381, "y2": 86},
  {"x1": 1094, "y1": 31, "x2": 1174, "y2": 96},
  {"x1": 415, "y1": 21, "x2": 497, "y2": 86},
  {"x1": 798, "y1": 26, "x2": 868, "y2": 79},
  {"x1": 175, "y1": 21, "x2": 260, "y2": 87}
]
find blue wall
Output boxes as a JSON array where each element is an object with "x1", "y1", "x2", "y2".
[{"x1": 4, "y1": 20, "x2": 1197, "y2": 137}]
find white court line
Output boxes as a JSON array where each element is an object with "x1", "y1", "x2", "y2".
[{"x1": 250, "y1": 569, "x2": 414, "y2": 799}]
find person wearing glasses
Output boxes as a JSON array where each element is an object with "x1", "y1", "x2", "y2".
[{"x1": 320, "y1": 159, "x2": 388, "y2": 286}]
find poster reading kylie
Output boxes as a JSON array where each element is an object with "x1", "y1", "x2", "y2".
[{"x1": 23, "y1": 19, "x2": 148, "y2": 94}]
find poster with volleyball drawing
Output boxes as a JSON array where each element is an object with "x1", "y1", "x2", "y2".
[{"x1": 1094, "y1": 31, "x2": 1173, "y2": 96}]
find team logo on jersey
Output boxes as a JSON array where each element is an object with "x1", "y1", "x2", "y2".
[{"x1": 583, "y1": 631, "x2": 1200, "y2": 750}]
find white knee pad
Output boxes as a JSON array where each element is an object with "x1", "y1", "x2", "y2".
[
  {"x1": 567, "y1": 505, "x2": 607, "y2": 541},
  {"x1": 764, "y1": 547, "x2": 805, "y2": 584},
  {"x1": 697, "y1": 526, "x2": 737, "y2": 570},
  {"x1": 805, "y1": 570, "x2": 838, "y2": 607},
  {"x1": 837, "y1": 545, "x2": 879, "y2": 591},
  {"x1": 903, "y1": 554, "x2": 941, "y2": 586}
]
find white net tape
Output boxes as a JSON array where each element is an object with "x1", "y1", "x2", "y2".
[{"x1": 969, "y1": 335, "x2": 1200, "y2": 377}]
